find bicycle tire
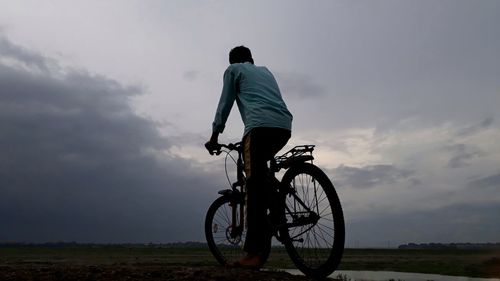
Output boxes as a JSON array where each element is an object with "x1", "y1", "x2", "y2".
[
  {"x1": 205, "y1": 196, "x2": 270, "y2": 266},
  {"x1": 279, "y1": 163, "x2": 345, "y2": 279}
]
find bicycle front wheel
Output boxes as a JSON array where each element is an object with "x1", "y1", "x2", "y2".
[
  {"x1": 205, "y1": 196, "x2": 247, "y2": 265},
  {"x1": 279, "y1": 163, "x2": 345, "y2": 279}
]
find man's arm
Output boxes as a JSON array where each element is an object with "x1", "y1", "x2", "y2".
[
  {"x1": 206, "y1": 67, "x2": 237, "y2": 154},
  {"x1": 212, "y1": 67, "x2": 237, "y2": 134}
]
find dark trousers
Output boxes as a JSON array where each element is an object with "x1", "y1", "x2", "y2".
[{"x1": 242, "y1": 127, "x2": 291, "y2": 255}]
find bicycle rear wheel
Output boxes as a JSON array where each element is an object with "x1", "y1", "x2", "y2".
[{"x1": 279, "y1": 163, "x2": 345, "y2": 279}]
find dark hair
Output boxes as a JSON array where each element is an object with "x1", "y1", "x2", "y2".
[{"x1": 229, "y1": 46, "x2": 254, "y2": 64}]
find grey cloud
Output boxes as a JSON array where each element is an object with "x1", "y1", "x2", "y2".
[
  {"x1": 346, "y1": 203, "x2": 500, "y2": 247},
  {"x1": 333, "y1": 164, "x2": 415, "y2": 189},
  {"x1": 456, "y1": 117, "x2": 495, "y2": 137},
  {"x1": 0, "y1": 36, "x2": 219, "y2": 243},
  {"x1": 481, "y1": 117, "x2": 494, "y2": 127},
  {"x1": 467, "y1": 172, "x2": 500, "y2": 190},
  {"x1": 294, "y1": 1, "x2": 500, "y2": 131},
  {"x1": 183, "y1": 70, "x2": 199, "y2": 82},
  {"x1": 275, "y1": 72, "x2": 326, "y2": 99},
  {"x1": 0, "y1": 36, "x2": 53, "y2": 72},
  {"x1": 445, "y1": 143, "x2": 482, "y2": 169}
]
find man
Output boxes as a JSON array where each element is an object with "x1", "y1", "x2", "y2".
[{"x1": 205, "y1": 46, "x2": 293, "y2": 268}]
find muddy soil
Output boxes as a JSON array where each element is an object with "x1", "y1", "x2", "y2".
[{"x1": 0, "y1": 264, "x2": 338, "y2": 281}]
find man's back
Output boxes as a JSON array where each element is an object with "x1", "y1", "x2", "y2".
[{"x1": 213, "y1": 62, "x2": 293, "y2": 136}]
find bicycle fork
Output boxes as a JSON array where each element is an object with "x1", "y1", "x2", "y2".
[{"x1": 229, "y1": 199, "x2": 245, "y2": 239}]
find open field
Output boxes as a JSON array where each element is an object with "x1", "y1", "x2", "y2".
[
  {"x1": 0, "y1": 246, "x2": 499, "y2": 279},
  {"x1": 337, "y1": 248, "x2": 500, "y2": 278}
]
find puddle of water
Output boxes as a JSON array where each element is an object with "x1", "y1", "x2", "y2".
[{"x1": 284, "y1": 269, "x2": 500, "y2": 281}]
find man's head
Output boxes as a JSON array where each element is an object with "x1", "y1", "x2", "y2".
[{"x1": 229, "y1": 46, "x2": 254, "y2": 64}]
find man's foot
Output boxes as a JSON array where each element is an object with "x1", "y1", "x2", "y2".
[{"x1": 227, "y1": 254, "x2": 263, "y2": 269}]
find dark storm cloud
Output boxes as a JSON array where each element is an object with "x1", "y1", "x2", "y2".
[
  {"x1": 333, "y1": 164, "x2": 415, "y2": 189},
  {"x1": 0, "y1": 36, "x2": 52, "y2": 72},
  {"x1": 0, "y1": 36, "x2": 218, "y2": 243},
  {"x1": 275, "y1": 72, "x2": 326, "y2": 99}
]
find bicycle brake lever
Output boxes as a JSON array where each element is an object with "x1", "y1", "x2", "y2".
[{"x1": 213, "y1": 144, "x2": 223, "y2": 156}]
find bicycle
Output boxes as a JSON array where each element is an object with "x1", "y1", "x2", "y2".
[{"x1": 204, "y1": 142, "x2": 345, "y2": 279}]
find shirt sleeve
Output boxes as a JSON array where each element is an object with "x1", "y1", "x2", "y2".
[{"x1": 212, "y1": 67, "x2": 237, "y2": 134}]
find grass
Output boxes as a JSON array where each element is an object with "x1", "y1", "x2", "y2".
[
  {"x1": 0, "y1": 246, "x2": 499, "y2": 278},
  {"x1": 335, "y1": 248, "x2": 500, "y2": 278}
]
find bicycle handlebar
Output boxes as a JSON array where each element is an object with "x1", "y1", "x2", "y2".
[
  {"x1": 205, "y1": 142, "x2": 242, "y2": 156},
  {"x1": 220, "y1": 143, "x2": 241, "y2": 150}
]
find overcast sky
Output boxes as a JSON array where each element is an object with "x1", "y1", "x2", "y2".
[{"x1": 1, "y1": 0, "x2": 499, "y2": 247}]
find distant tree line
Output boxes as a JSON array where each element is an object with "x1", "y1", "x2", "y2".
[
  {"x1": 398, "y1": 243, "x2": 500, "y2": 250},
  {"x1": 4, "y1": 241, "x2": 499, "y2": 250}
]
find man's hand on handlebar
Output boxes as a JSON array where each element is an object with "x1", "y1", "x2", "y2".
[
  {"x1": 205, "y1": 131, "x2": 221, "y2": 155},
  {"x1": 205, "y1": 140, "x2": 221, "y2": 155}
]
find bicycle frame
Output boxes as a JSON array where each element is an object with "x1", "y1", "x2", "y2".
[{"x1": 217, "y1": 142, "x2": 319, "y2": 242}]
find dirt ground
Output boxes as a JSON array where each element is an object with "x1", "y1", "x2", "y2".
[
  {"x1": 1, "y1": 246, "x2": 498, "y2": 280},
  {"x1": 0, "y1": 264, "x2": 337, "y2": 281}
]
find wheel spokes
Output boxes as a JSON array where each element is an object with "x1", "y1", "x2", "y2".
[{"x1": 285, "y1": 172, "x2": 336, "y2": 268}]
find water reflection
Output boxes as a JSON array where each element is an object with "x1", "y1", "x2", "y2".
[{"x1": 284, "y1": 269, "x2": 500, "y2": 281}]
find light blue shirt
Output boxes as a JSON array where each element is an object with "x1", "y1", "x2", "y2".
[{"x1": 212, "y1": 62, "x2": 293, "y2": 136}]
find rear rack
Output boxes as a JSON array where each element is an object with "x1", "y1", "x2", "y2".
[{"x1": 272, "y1": 145, "x2": 315, "y2": 171}]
